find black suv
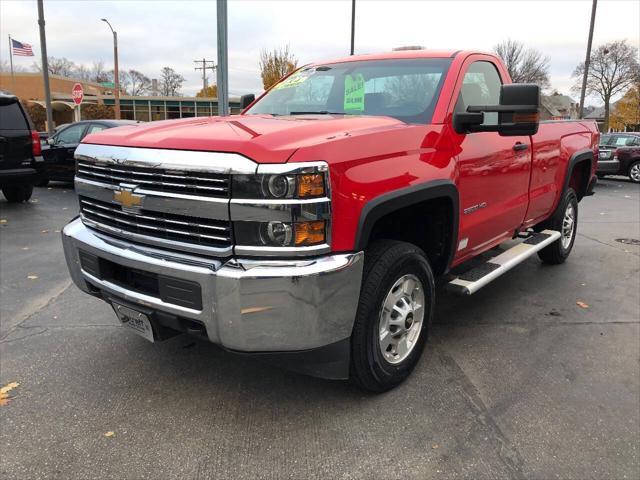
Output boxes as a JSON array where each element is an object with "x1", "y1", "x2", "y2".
[{"x1": 0, "y1": 92, "x2": 43, "y2": 202}]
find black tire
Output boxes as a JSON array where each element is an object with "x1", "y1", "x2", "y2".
[
  {"x1": 350, "y1": 240, "x2": 435, "y2": 393},
  {"x1": 628, "y1": 161, "x2": 640, "y2": 184},
  {"x1": 537, "y1": 188, "x2": 578, "y2": 265},
  {"x1": 2, "y1": 184, "x2": 33, "y2": 203},
  {"x1": 36, "y1": 177, "x2": 49, "y2": 187}
]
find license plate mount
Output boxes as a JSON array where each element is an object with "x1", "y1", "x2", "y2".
[{"x1": 112, "y1": 301, "x2": 155, "y2": 343}]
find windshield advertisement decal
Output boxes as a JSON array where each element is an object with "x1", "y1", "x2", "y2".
[{"x1": 344, "y1": 73, "x2": 365, "y2": 112}]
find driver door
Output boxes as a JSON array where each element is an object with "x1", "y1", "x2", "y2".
[
  {"x1": 43, "y1": 123, "x2": 88, "y2": 179},
  {"x1": 451, "y1": 58, "x2": 532, "y2": 261}
]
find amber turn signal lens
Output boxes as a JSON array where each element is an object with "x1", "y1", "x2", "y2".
[
  {"x1": 513, "y1": 112, "x2": 540, "y2": 123},
  {"x1": 297, "y1": 174, "x2": 325, "y2": 198},
  {"x1": 294, "y1": 221, "x2": 325, "y2": 246}
]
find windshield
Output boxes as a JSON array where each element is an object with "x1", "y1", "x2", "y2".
[{"x1": 246, "y1": 58, "x2": 452, "y2": 124}]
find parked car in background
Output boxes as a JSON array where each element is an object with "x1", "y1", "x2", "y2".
[
  {"x1": 0, "y1": 91, "x2": 43, "y2": 202},
  {"x1": 616, "y1": 142, "x2": 640, "y2": 183},
  {"x1": 39, "y1": 120, "x2": 140, "y2": 185},
  {"x1": 597, "y1": 132, "x2": 640, "y2": 182}
]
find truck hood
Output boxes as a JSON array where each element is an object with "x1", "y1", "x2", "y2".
[{"x1": 82, "y1": 114, "x2": 408, "y2": 164}]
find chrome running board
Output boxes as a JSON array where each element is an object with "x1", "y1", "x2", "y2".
[{"x1": 447, "y1": 229, "x2": 562, "y2": 295}]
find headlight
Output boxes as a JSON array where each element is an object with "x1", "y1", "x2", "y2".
[
  {"x1": 231, "y1": 161, "x2": 331, "y2": 256},
  {"x1": 232, "y1": 173, "x2": 326, "y2": 199},
  {"x1": 234, "y1": 220, "x2": 326, "y2": 247}
]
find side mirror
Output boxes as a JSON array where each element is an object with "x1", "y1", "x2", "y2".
[
  {"x1": 240, "y1": 93, "x2": 255, "y2": 110},
  {"x1": 454, "y1": 84, "x2": 540, "y2": 137},
  {"x1": 47, "y1": 137, "x2": 55, "y2": 146}
]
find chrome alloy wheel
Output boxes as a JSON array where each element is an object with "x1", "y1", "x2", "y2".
[
  {"x1": 630, "y1": 163, "x2": 640, "y2": 182},
  {"x1": 378, "y1": 274, "x2": 425, "y2": 364},
  {"x1": 561, "y1": 202, "x2": 576, "y2": 250}
]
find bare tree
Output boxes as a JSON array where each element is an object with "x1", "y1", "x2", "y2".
[
  {"x1": 572, "y1": 40, "x2": 640, "y2": 131},
  {"x1": 0, "y1": 60, "x2": 28, "y2": 73},
  {"x1": 259, "y1": 46, "x2": 298, "y2": 90},
  {"x1": 91, "y1": 61, "x2": 110, "y2": 83},
  {"x1": 126, "y1": 70, "x2": 151, "y2": 96},
  {"x1": 493, "y1": 39, "x2": 550, "y2": 88},
  {"x1": 31, "y1": 56, "x2": 77, "y2": 77},
  {"x1": 159, "y1": 67, "x2": 185, "y2": 96},
  {"x1": 75, "y1": 64, "x2": 92, "y2": 81}
]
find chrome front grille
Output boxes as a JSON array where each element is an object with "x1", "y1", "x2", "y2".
[
  {"x1": 76, "y1": 160, "x2": 230, "y2": 198},
  {"x1": 79, "y1": 196, "x2": 232, "y2": 251}
]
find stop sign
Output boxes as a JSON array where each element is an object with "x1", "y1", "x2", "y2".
[{"x1": 72, "y1": 83, "x2": 84, "y2": 105}]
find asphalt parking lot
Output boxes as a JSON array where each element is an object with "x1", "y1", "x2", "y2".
[{"x1": 1, "y1": 178, "x2": 638, "y2": 480}]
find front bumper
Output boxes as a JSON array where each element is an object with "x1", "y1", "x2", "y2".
[{"x1": 62, "y1": 218, "x2": 363, "y2": 355}]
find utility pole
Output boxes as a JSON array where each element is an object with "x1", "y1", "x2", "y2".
[
  {"x1": 579, "y1": 0, "x2": 597, "y2": 119},
  {"x1": 216, "y1": 0, "x2": 229, "y2": 116},
  {"x1": 350, "y1": 0, "x2": 356, "y2": 55},
  {"x1": 37, "y1": 0, "x2": 53, "y2": 134},
  {"x1": 194, "y1": 58, "x2": 216, "y2": 93},
  {"x1": 102, "y1": 18, "x2": 120, "y2": 119}
]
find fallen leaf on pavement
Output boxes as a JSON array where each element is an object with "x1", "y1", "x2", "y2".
[
  {"x1": 0, "y1": 382, "x2": 20, "y2": 407},
  {"x1": 431, "y1": 443, "x2": 439, "y2": 449},
  {"x1": 104, "y1": 431, "x2": 115, "y2": 437},
  {"x1": 22, "y1": 247, "x2": 29, "y2": 251},
  {"x1": 41, "y1": 230, "x2": 49, "y2": 234},
  {"x1": 576, "y1": 301, "x2": 589, "y2": 309},
  {"x1": 27, "y1": 275, "x2": 38, "y2": 280},
  {"x1": 0, "y1": 219, "x2": 7, "y2": 224}
]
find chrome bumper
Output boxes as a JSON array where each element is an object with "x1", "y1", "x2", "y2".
[{"x1": 62, "y1": 218, "x2": 363, "y2": 352}]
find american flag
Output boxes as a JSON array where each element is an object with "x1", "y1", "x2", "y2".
[{"x1": 11, "y1": 39, "x2": 34, "y2": 57}]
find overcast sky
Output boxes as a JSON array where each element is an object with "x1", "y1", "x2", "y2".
[{"x1": 1, "y1": 0, "x2": 639, "y2": 104}]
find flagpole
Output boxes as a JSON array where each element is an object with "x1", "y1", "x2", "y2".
[{"x1": 8, "y1": 34, "x2": 16, "y2": 93}]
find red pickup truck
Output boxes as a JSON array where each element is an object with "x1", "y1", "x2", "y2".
[{"x1": 62, "y1": 50, "x2": 598, "y2": 392}]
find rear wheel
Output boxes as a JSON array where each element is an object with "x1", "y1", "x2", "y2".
[
  {"x1": 628, "y1": 161, "x2": 640, "y2": 183},
  {"x1": 537, "y1": 188, "x2": 578, "y2": 264},
  {"x1": 36, "y1": 177, "x2": 49, "y2": 187},
  {"x1": 350, "y1": 240, "x2": 435, "y2": 392},
  {"x1": 2, "y1": 184, "x2": 33, "y2": 203}
]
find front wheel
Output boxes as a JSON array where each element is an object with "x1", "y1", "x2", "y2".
[
  {"x1": 537, "y1": 188, "x2": 578, "y2": 264},
  {"x1": 350, "y1": 241, "x2": 435, "y2": 392},
  {"x1": 2, "y1": 184, "x2": 33, "y2": 203},
  {"x1": 628, "y1": 161, "x2": 640, "y2": 183}
]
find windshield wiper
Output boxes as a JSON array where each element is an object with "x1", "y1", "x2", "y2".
[{"x1": 289, "y1": 111, "x2": 348, "y2": 115}]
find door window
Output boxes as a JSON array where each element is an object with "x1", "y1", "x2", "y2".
[
  {"x1": 85, "y1": 124, "x2": 108, "y2": 136},
  {"x1": 55, "y1": 124, "x2": 85, "y2": 145},
  {"x1": 455, "y1": 61, "x2": 503, "y2": 126}
]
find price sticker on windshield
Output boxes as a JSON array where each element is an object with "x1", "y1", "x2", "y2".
[
  {"x1": 344, "y1": 74, "x2": 365, "y2": 112},
  {"x1": 272, "y1": 69, "x2": 313, "y2": 91}
]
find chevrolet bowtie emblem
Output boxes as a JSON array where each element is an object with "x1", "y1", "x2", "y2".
[{"x1": 113, "y1": 189, "x2": 143, "y2": 209}]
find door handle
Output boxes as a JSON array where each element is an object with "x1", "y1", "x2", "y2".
[{"x1": 513, "y1": 142, "x2": 529, "y2": 152}]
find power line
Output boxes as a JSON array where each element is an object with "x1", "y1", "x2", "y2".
[{"x1": 194, "y1": 58, "x2": 216, "y2": 92}]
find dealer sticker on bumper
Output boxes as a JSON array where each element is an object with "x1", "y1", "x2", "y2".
[{"x1": 112, "y1": 302, "x2": 155, "y2": 343}]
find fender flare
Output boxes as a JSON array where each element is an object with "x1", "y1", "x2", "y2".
[
  {"x1": 354, "y1": 180, "x2": 459, "y2": 272},
  {"x1": 563, "y1": 148, "x2": 594, "y2": 200}
]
